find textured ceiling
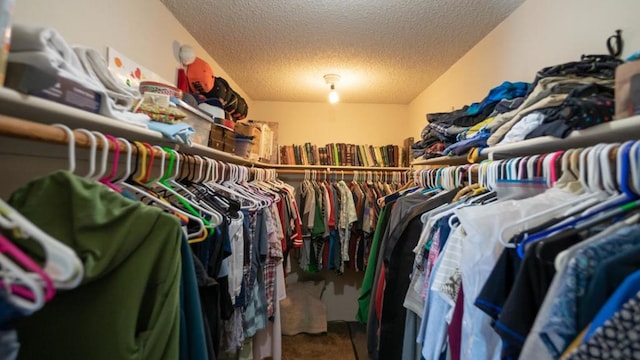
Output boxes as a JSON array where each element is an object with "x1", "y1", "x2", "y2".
[{"x1": 162, "y1": 0, "x2": 525, "y2": 104}]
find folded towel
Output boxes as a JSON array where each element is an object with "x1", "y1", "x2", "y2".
[{"x1": 147, "y1": 121, "x2": 194, "y2": 145}]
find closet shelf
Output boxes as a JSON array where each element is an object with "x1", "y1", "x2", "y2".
[
  {"x1": 0, "y1": 87, "x2": 415, "y2": 170},
  {"x1": 411, "y1": 115, "x2": 640, "y2": 166},
  {"x1": 411, "y1": 155, "x2": 476, "y2": 166},
  {"x1": 0, "y1": 87, "x2": 274, "y2": 167},
  {"x1": 482, "y1": 115, "x2": 640, "y2": 159}
]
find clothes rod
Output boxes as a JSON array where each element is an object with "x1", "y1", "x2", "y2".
[
  {"x1": 0, "y1": 115, "x2": 174, "y2": 155},
  {"x1": 274, "y1": 168, "x2": 412, "y2": 175}
]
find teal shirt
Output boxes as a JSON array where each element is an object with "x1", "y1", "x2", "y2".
[{"x1": 9, "y1": 171, "x2": 182, "y2": 360}]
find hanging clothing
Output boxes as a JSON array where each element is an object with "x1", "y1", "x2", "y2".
[{"x1": 8, "y1": 171, "x2": 183, "y2": 360}]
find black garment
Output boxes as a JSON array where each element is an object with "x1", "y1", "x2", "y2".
[
  {"x1": 426, "y1": 104, "x2": 498, "y2": 128},
  {"x1": 475, "y1": 216, "x2": 568, "y2": 320},
  {"x1": 375, "y1": 190, "x2": 458, "y2": 359},
  {"x1": 493, "y1": 97, "x2": 525, "y2": 115},
  {"x1": 193, "y1": 255, "x2": 220, "y2": 360},
  {"x1": 496, "y1": 229, "x2": 583, "y2": 360},
  {"x1": 366, "y1": 202, "x2": 396, "y2": 360},
  {"x1": 382, "y1": 189, "x2": 459, "y2": 265},
  {"x1": 528, "y1": 55, "x2": 621, "y2": 95},
  {"x1": 577, "y1": 243, "x2": 640, "y2": 331},
  {"x1": 525, "y1": 84, "x2": 615, "y2": 139},
  {"x1": 378, "y1": 215, "x2": 424, "y2": 360}
]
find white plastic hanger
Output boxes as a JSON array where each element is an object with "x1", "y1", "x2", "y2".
[
  {"x1": 91, "y1": 131, "x2": 109, "y2": 181},
  {"x1": 51, "y1": 124, "x2": 76, "y2": 173},
  {"x1": 205, "y1": 160, "x2": 261, "y2": 211},
  {"x1": 74, "y1": 129, "x2": 97, "y2": 179},
  {"x1": 0, "y1": 198, "x2": 84, "y2": 289},
  {"x1": 152, "y1": 149, "x2": 223, "y2": 226},
  {"x1": 0, "y1": 251, "x2": 45, "y2": 313},
  {"x1": 114, "y1": 140, "x2": 207, "y2": 240}
]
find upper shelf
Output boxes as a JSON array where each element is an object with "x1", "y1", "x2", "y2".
[
  {"x1": 411, "y1": 115, "x2": 640, "y2": 165},
  {"x1": 0, "y1": 87, "x2": 412, "y2": 171},
  {"x1": 0, "y1": 87, "x2": 266, "y2": 165},
  {"x1": 411, "y1": 155, "x2": 475, "y2": 166},
  {"x1": 482, "y1": 115, "x2": 640, "y2": 159}
]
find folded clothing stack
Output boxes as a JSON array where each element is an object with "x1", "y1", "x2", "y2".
[
  {"x1": 7, "y1": 24, "x2": 150, "y2": 127},
  {"x1": 413, "y1": 55, "x2": 623, "y2": 160}
]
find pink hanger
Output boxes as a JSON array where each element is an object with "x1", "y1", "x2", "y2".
[
  {"x1": 99, "y1": 135, "x2": 122, "y2": 192},
  {"x1": 0, "y1": 234, "x2": 56, "y2": 302}
]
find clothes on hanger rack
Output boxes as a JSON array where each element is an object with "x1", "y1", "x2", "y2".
[
  {"x1": 0, "y1": 128, "x2": 301, "y2": 360},
  {"x1": 296, "y1": 171, "x2": 406, "y2": 274},
  {"x1": 364, "y1": 142, "x2": 640, "y2": 360}
]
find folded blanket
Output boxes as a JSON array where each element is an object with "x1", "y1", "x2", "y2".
[
  {"x1": 147, "y1": 121, "x2": 194, "y2": 146},
  {"x1": 74, "y1": 46, "x2": 140, "y2": 110}
]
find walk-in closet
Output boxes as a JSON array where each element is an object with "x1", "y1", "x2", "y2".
[{"x1": 1, "y1": 1, "x2": 640, "y2": 359}]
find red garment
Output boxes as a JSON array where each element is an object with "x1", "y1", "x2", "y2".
[
  {"x1": 276, "y1": 199, "x2": 287, "y2": 253},
  {"x1": 282, "y1": 187, "x2": 304, "y2": 247},
  {"x1": 375, "y1": 263, "x2": 386, "y2": 321},
  {"x1": 325, "y1": 183, "x2": 335, "y2": 229},
  {"x1": 323, "y1": 237, "x2": 330, "y2": 270},
  {"x1": 176, "y1": 68, "x2": 190, "y2": 93},
  {"x1": 448, "y1": 282, "x2": 464, "y2": 360}
]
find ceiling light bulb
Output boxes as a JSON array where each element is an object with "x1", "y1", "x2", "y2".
[{"x1": 328, "y1": 84, "x2": 339, "y2": 103}]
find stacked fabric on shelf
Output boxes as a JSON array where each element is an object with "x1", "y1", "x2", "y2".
[
  {"x1": 8, "y1": 24, "x2": 150, "y2": 127},
  {"x1": 413, "y1": 55, "x2": 623, "y2": 160},
  {"x1": 414, "y1": 82, "x2": 529, "y2": 159}
]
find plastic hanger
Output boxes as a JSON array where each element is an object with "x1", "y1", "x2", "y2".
[
  {"x1": 74, "y1": 129, "x2": 97, "y2": 179},
  {"x1": 630, "y1": 141, "x2": 640, "y2": 195},
  {"x1": 514, "y1": 143, "x2": 633, "y2": 257},
  {"x1": 98, "y1": 135, "x2": 122, "y2": 192},
  {"x1": 0, "y1": 199, "x2": 84, "y2": 289},
  {"x1": 197, "y1": 158, "x2": 242, "y2": 214},
  {"x1": 0, "y1": 245, "x2": 45, "y2": 313},
  {"x1": 51, "y1": 124, "x2": 76, "y2": 173},
  {"x1": 153, "y1": 149, "x2": 222, "y2": 227},
  {"x1": 91, "y1": 131, "x2": 109, "y2": 181},
  {"x1": 208, "y1": 161, "x2": 261, "y2": 210},
  {"x1": 0, "y1": 233, "x2": 55, "y2": 302},
  {"x1": 115, "y1": 142, "x2": 207, "y2": 240}
]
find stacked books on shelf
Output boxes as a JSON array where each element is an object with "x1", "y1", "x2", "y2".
[{"x1": 279, "y1": 143, "x2": 406, "y2": 167}]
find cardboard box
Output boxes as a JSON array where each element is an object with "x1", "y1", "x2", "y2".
[{"x1": 209, "y1": 123, "x2": 236, "y2": 154}]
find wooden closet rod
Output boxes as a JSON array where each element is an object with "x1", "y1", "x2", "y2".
[
  {"x1": 0, "y1": 115, "x2": 166, "y2": 155},
  {"x1": 275, "y1": 168, "x2": 411, "y2": 175}
]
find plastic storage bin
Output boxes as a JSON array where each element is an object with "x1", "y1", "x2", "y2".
[{"x1": 235, "y1": 138, "x2": 253, "y2": 158}]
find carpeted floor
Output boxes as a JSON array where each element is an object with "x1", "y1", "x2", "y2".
[{"x1": 282, "y1": 321, "x2": 367, "y2": 360}]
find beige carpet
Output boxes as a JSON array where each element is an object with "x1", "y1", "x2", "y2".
[{"x1": 282, "y1": 321, "x2": 361, "y2": 360}]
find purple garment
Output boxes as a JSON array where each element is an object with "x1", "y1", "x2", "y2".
[{"x1": 448, "y1": 283, "x2": 465, "y2": 360}]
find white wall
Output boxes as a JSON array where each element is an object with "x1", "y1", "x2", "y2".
[
  {"x1": 408, "y1": 0, "x2": 640, "y2": 137},
  {"x1": 13, "y1": 0, "x2": 252, "y2": 106},
  {"x1": 251, "y1": 101, "x2": 411, "y2": 146}
]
